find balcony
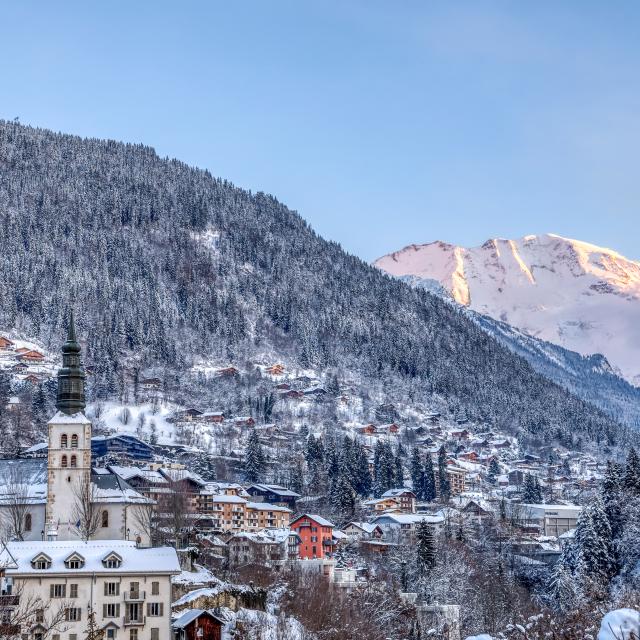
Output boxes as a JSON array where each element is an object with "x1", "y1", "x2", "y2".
[
  {"x1": 0, "y1": 595, "x2": 19, "y2": 606},
  {"x1": 123, "y1": 615, "x2": 146, "y2": 627},
  {"x1": 124, "y1": 591, "x2": 146, "y2": 602}
]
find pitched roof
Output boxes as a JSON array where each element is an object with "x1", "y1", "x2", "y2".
[{"x1": 291, "y1": 513, "x2": 335, "y2": 528}]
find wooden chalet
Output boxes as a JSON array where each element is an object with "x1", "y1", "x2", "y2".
[
  {"x1": 172, "y1": 610, "x2": 224, "y2": 640},
  {"x1": 18, "y1": 349, "x2": 45, "y2": 362},
  {"x1": 0, "y1": 336, "x2": 14, "y2": 350}
]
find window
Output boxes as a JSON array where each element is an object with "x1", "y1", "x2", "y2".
[
  {"x1": 311, "y1": 536, "x2": 317, "y2": 543},
  {"x1": 65, "y1": 608, "x2": 81, "y2": 622},
  {"x1": 102, "y1": 510, "x2": 109, "y2": 528},
  {"x1": 151, "y1": 582, "x2": 159, "y2": 596},
  {"x1": 106, "y1": 630, "x2": 116, "y2": 640},
  {"x1": 147, "y1": 603, "x2": 163, "y2": 617},
  {"x1": 312, "y1": 546, "x2": 317, "y2": 557},
  {"x1": 50, "y1": 584, "x2": 66, "y2": 598},
  {"x1": 70, "y1": 635, "x2": 78, "y2": 640},
  {"x1": 61, "y1": 455, "x2": 68, "y2": 468},
  {"x1": 129, "y1": 630, "x2": 138, "y2": 640},
  {"x1": 103, "y1": 553, "x2": 121, "y2": 568},
  {"x1": 35, "y1": 609, "x2": 44, "y2": 623},
  {"x1": 150, "y1": 629, "x2": 159, "y2": 640},
  {"x1": 31, "y1": 554, "x2": 51, "y2": 570},
  {"x1": 52, "y1": 635, "x2": 60, "y2": 640},
  {"x1": 24, "y1": 513, "x2": 32, "y2": 532},
  {"x1": 61, "y1": 434, "x2": 68, "y2": 449},
  {"x1": 104, "y1": 582, "x2": 120, "y2": 596},
  {"x1": 103, "y1": 604, "x2": 120, "y2": 618},
  {"x1": 70, "y1": 455, "x2": 77, "y2": 468},
  {"x1": 70, "y1": 584, "x2": 78, "y2": 598},
  {"x1": 64, "y1": 554, "x2": 85, "y2": 569},
  {"x1": 71, "y1": 434, "x2": 78, "y2": 448}
]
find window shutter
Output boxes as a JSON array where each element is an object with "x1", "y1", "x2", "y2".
[
  {"x1": 104, "y1": 583, "x2": 108, "y2": 596},
  {"x1": 116, "y1": 604, "x2": 120, "y2": 617},
  {"x1": 146, "y1": 604, "x2": 151, "y2": 616},
  {"x1": 116, "y1": 583, "x2": 120, "y2": 595},
  {"x1": 159, "y1": 603, "x2": 164, "y2": 616},
  {"x1": 103, "y1": 605, "x2": 107, "y2": 618},
  {"x1": 78, "y1": 610, "x2": 81, "y2": 621},
  {"x1": 50, "y1": 584, "x2": 54, "y2": 598},
  {"x1": 62, "y1": 585, "x2": 66, "y2": 597}
]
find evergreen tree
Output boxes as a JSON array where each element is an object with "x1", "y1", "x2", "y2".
[
  {"x1": 623, "y1": 447, "x2": 640, "y2": 496},
  {"x1": 335, "y1": 475, "x2": 356, "y2": 522},
  {"x1": 548, "y1": 549, "x2": 583, "y2": 613},
  {"x1": 394, "y1": 453, "x2": 404, "y2": 488},
  {"x1": 601, "y1": 461, "x2": 624, "y2": 540},
  {"x1": 437, "y1": 446, "x2": 450, "y2": 502},
  {"x1": 423, "y1": 454, "x2": 436, "y2": 502},
  {"x1": 410, "y1": 447, "x2": 424, "y2": 499},
  {"x1": 415, "y1": 521, "x2": 436, "y2": 574},
  {"x1": 522, "y1": 474, "x2": 543, "y2": 503},
  {"x1": 243, "y1": 428, "x2": 266, "y2": 482},
  {"x1": 487, "y1": 458, "x2": 500, "y2": 485}
]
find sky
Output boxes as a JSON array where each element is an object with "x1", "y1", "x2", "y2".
[{"x1": 1, "y1": 1, "x2": 639, "y2": 262}]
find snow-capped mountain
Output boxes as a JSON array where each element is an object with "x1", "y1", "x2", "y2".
[{"x1": 375, "y1": 234, "x2": 640, "y2": 385}]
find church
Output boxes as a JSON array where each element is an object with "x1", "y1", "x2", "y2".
[{"x1": 0, "y1": 316, "x2": 151, "y2": 545}]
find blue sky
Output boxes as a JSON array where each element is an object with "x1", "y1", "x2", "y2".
[{"x1": 1, "y1": 1, "x2": 639, "y2": 261}]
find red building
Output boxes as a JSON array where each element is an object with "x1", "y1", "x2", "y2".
[
  {"x1": 290, "y1": 514, "x2": 335, "y2": 560},
  {"x1": 172, "y1": 609, "x2": 224, "y2": 640}
]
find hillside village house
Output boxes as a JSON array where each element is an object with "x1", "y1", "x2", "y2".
[
  {"x1": 513, "y1": 503, "x2": 582, "y2": 537},
  {"x1": 0, "y1": 336, "x2": 15, "y2": 350},
  {"x1": 371, "y1": 513, "x2": 444, "y2": 541},
  {"x1": 0, "y1": 540, "x2": 180, "y2": 640},
  {"x1": 172, "y1": 609, "x2": 224, "y2": 640},
  {"x1": 290, "y1": 514, "x2": 335, "y2": 560}
]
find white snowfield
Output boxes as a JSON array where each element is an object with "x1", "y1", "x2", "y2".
[
  {"x1": 375, "y1": 233, "x2": 640, "y2": 384},
  {"x1": 598, "y1": 609, "x2": 640, "y2": 640}
]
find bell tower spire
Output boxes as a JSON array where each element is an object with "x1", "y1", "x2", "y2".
[{"x1": 56, "y1": 310, "x2": 86, "y2": 415}]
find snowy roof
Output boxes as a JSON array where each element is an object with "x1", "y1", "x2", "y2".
[
  {"x1": 245, "y1": 502, "x2": 291, "y2": 513},
  {"x1": 346, "y1": 522, "x2": 379, "y2": 534},
  {"x1": 1, "y1": 541, "x2": 180, "y2": 575},
  {"x1": 381, "y1": 488, "x2": 415, "y2": 498},
  {"x1": 292, "y1": 514, "x2": 335, "y2": 528},
  {"x1": 108, "y1": 465, "x2": 166, "y2": 484},
  {"x1": 48, "y1": 411, "x2": 91, "y2": 425},
  {"x1": 172, "y1": 609, "x2": 224, "y2": 629},
  {"x1": 248, "y1": 483, "x2": 301, "y2": 498},
  {"x1": 372, "y1": 513, "x2": 444, "y2": 525},
  {"x1": 22, "y1": 442, "x2": 48, "y2": 453}
]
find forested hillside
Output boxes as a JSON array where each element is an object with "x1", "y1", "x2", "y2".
[{"x1": 0, "y1": 120, "x2": 628, "y2": 448}]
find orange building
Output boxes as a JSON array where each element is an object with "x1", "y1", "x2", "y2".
[{"x1": 290, "y1": 514, "x2": 335, "y2": 560}]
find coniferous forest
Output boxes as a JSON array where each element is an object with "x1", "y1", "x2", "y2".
[{"x1": 0, "y1": 120, "x2": 630, "y2": 450}]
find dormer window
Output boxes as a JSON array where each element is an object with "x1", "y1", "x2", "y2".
[
  {"x1": 102, "y1": 552, "x2": 122, "y2": 569},
  {"x1": 64, "y1": 553, "x2": 85, "y2": 570},
  {"x1": 61, "y1": 434, "x2": 68, "y2": 449},
  {"x1": 71, "y1": 434, "x2": 78, "y2": 449},
  {"x1": 31, "y1": 553, "x2": 52, "y2": 570}
]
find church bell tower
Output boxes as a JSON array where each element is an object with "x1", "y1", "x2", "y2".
[{"x1": 45, "y1": 312, "x2": 92, "y2": 540}]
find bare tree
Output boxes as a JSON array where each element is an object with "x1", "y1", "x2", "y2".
[
  {"x1": 0, "y1": 465, "x2": 32, "y2": 541},
  {"x1": 70, "y1": 476, "x2": 100, "y2": 542},
  {"x1": 0, "y1": 579, "x2": 69, "y2": 640},
  {"x1": 129, "y1": 500, "x2": 158, "y2": 546}
]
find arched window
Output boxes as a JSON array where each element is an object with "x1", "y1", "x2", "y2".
[
  {"x1": 61, "y1": 455, "x2": 68, "y2": 468},
  {"x1": 70, "y1": 455, "x2": 77, "y2": 468},
  {"x1": 101, "y1": 510, "x2": 109, "y2": 528},
  {"x1": 71, "y1": 434, "x2": 78, "y2": 448},
  {"x1": 61, "y1": 434, "x2": 68, "y2": 449},
  {"x1": 25, "y1": 513, "x2": 32, "y2": 532}
]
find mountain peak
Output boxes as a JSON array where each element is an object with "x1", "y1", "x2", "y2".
[{"x1": 375, "y1": 234, "x2": 640, "y2": 384}]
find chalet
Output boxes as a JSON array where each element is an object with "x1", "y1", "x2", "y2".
[
  {"x1": 91, "y1": 434, "x2": 155, "y2": 461},
  {"x1": 140, "y1": 377, "x2": 162, "y2": 390},
  {"x1": 217, "y1": 366, "x2": 240, "y2": 377},
  {"x1": 266, "y1": 364, "x2": 285, "y2": 375},
  {"x1": 458, "y1": 451, "x2": 479, "y2": 462},
  {"x1": 246, "y1": 484, "x2": 300, "y2": 509},
  {"x1": 234, "y1": 416, "x2": 255, "y2": 427},
  {"x1": 450, "y1": 429, "x2": 470, "y2": 441},
  {"x1": 202, "y1": 411, "x2": 225, "y2": 423},
  {"x1": 303, "y1": 386, "x2": 326, "y2": 397},
  {"x1": 275, "y1": 382, "x2": 291, "y2": 390},
  {"x1": 170, "y1": 408, "x2": 204, "y2": 423},
  {"x1": 294, "y1": 375, "x2": 313, "y2": 385},
  {"x1": 492, "y1": 439, "x2": 511, "y2": 449},
  {"x1": 17, "y1": 349, "x2": 45, "y2": 362},
  {"x1": 23, "y1": 374, "x2": 40, "y2": 384},
  {"x1": 225, "y1": 529, "x2": 300, "y2": 566},
  {"x1": 381, "y1": 489, "x2": 417, "y2": 513},
  {"x1": 5, "y1": 396, "x2": 21, "y2": 412},
  {"x1": 0, "y1": 336, "x2": 14, "y2": 350},
  {"x1": 279, "y1": 389, "x2": 304, "y2": 400},
  {"x1": 378, "y1": 423, "x2": 400, "y2": 434},
  {"x1": 362, "y1": 497, "x2": 401, "y2": 513},
  {"x1": 343, "y1": 522, "x2": 383, "y2": 541},
  {"x1": 357, "y1": 424, "x2": 376, "y2": 435},
  {"x1": 172, "y1": 609, "x2": 225, "y2": 640},
  {"x1": 460, "y1": 499, "x2": 493, "y2": 518},
  {"x1": 290, "y1": 514, "x2": 335, "y2": 560},
  {"x1": 371, "y1": 513, "x2": 444, "y2": 539},
  {"x1": 425, "y1": 412, "x2": 441, "y2": 425}
]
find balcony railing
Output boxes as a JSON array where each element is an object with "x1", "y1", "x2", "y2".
[
  {"x1": 123, "y1": 615, "x2": 146, "y2": 626},
  {"x1": 0, "y1": 595, "x2": 19, "y2": 606}
]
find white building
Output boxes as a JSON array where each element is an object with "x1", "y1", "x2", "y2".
[{"x1": 0, "y1": 540, "x2": 180, "y2": 640}]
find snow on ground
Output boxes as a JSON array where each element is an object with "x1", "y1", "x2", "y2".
[
  {"x1": 465, "y1": 635, "x2": 493, "y2": 640},
  {"x1": 172, "y1": 565, "x2": 218, "y2": 587},
  {"x1": 86, "y1": 401, "x2": 178, "y2": 445},
  {"x1": 598, "y1": 609, "x2": 640, "y2": 640}
]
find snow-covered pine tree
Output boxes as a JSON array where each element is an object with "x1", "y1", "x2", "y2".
[
  {"x1": 423, "y1": 454, "x2": 436, "y2": 502},
  {"x1": 437, "y1": 446, "x2": 450, "y2": 502},
  {"x1": 243, "y1": 428, "x2": 266, "y2": 482},
  {"x1": 415, "y1": 520, "x2": 436, "y2": 575},
  {"x1": 410, "y1": 447, "x2": 423, "y2": 499},
  {"x1": 623, "y1": 447, "x2": 640, "y2": 496}
]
